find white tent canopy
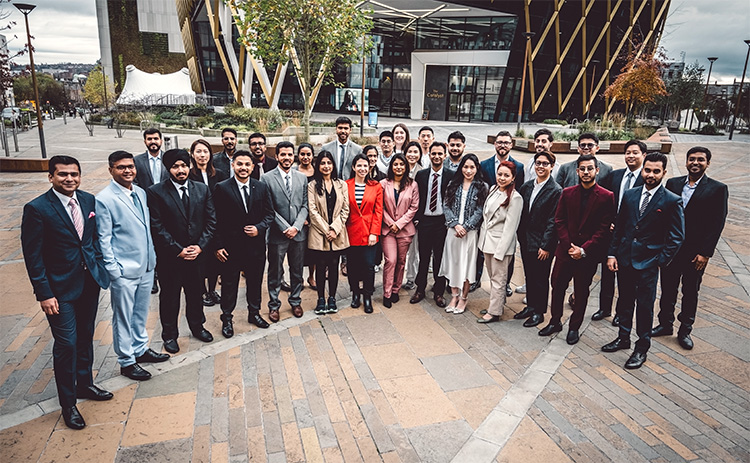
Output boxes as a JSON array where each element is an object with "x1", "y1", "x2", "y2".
[{"x1": 116, "y1": 65, "x2": 196, "y2": 105}]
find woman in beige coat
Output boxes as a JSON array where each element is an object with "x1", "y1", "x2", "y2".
[
  {"x1": 477, "y1": 160, "x2": 523, "y2": 323},
  {"x1": 308, "y1": 150, "x2": 350, "y2": 315}
]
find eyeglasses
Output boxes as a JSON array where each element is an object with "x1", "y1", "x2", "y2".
[
  {"x1": 578, "y1": 143, "x2": 597, "y2": 149},
  {"x1": 380, "y1": 140, "x2": 393, "y2": 144},
  {"x1": 114, "y1": 165, "x2": 136, "y2": 171},
  {"x1": 534, "y1": 161, "x2": 551, "y2": 167},
  {"x1": 249, "y1": 141, "x2": 265, "y2": 146},
  {"x1": 577, "y1": 166, "x2": 597, "y2": 172}
]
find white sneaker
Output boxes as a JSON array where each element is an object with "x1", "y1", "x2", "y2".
[
  {"x1": 445, "y1": 306, "x2": 455, "y2": 313},
  {"x1": 515, "y1": 284, "x2": 527, "y2": 294}
]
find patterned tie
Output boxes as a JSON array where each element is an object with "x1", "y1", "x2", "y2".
[
  {"x1": 639, "y1": 190, "x2": 651, "y2": 217},
  {"x1": 68, "y1": 198, "x2": 83, "y2": 240},
  {"x1": 180, "y1": 186, "x2": 189, "y2": 218},
  {"x1": 285, "y1": 174, "x2": 291, "y2": 196},
  {"x1": 242, "y1": 185, "x2": 250, "y2": 213},
  {"x1": 429, "y1": 173, "x2": 439, "y2": 212},
  {"x1": 131, "y1": 191, "x2": 145, "y2": 222}
]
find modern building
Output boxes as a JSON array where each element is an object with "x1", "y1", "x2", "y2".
[{"x1": 97, "y1": 0, "x2": 671, "y2": 122}]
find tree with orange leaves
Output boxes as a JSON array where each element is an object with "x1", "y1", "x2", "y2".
[{"x1": 604, "y1": 49, "x2": 667, "y2": 124}]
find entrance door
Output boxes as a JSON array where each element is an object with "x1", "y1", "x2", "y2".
[{"x1": 448, "y1": 93, "x2": 472, "y2": 122}]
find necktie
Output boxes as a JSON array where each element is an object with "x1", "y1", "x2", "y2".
[
  {"x1": 131, "y1": 191, "x2": 144, "y2": 221},
  {"x1": 242, "y1": 185, "x2": 250, "y2": 213},
  {"x1": 68, "y1": 198, "x2": 84, "y2": 240},
  {"x1": 285, "y1": 174, "x2": 291, "y2": 196},
  {"x1": 180, "y1": 186, "x2": 189, "y2": 217},
  {"x1": 150, "y1": 156, "x2": 159, "y2": 182},
  {"x1": 429, "y1": 173, "x2": 439, "y2": 212},
  {"x1": 639, "y1": 190, "x2": 651, "y2": 217}
]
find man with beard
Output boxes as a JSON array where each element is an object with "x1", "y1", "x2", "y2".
[
  {"x1": 213, "y1": 127, "x2": 238, "y2": 178},
  {"x1": 603, "y1": 152, "x2": 684, "y2": 369},
  {"x1": 555, "y1": 133, "x2": 613, "y2": 188},
  {"x1": 444, "y1": 131, "x2": 465, "y2": 171},
  {"x1": 523, "y1": 128, "x2": 560, "y2": 181},
  {"x1": 322, "y1": 116, "x2": 362, "y2": 180},
  {"x1": 248, "y1": 132, "x2": 278, "y2": 180},
  {"x1": 147, "y1": 149, "x2": 216, "y2": 354}
]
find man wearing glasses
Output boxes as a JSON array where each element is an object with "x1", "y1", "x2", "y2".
[
  {"x1": 249, "y1": 132, "x2": 278, "y2": 179},
  {"x1": 555, "y1": 133, "x2": 613, "y2": 188},
  {"x1": 376, "y1": 130, "x2": 396, "y2": 173},
  {"x1": 213, "y1": 127, "x2": 238, "y2": 178}
]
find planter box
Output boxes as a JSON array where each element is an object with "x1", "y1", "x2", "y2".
[{"x1": 0, "y1": 157, "x2": 49, "y2": 172}]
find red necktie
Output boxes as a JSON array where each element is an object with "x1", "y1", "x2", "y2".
[{"x1": 429, "y1": 173, "x2": 439, "y2": 212}]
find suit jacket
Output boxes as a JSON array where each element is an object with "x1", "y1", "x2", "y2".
[
  {"x1": 600, "y1": 167, "x2": 644, "y2": 211},
  {"x1": 380, "y1": 178, "x2": 419, "y2": 238},
  {"x1": 308, "y1": 179, "x2": 350, "y2": 251},
  {"x1": 414, "y1": 167, "x2": 454, "y2": 223},
  {"x1": 346, "y1": 179, "x2": 383, "y2": 246},
  {"x1": 190, "y1": 166, "x2": 229, "y2": 192},
  {"x1": 555, "y1": 158, "x2": 613, "y2": 189},
  {"x1": 480, "y1": 155, "x2": 525, "y2": 188},
  {"x1": 554, "y1": 184, "x2": 615, "y2": 261},
  {"x1": 665, "y1": 175, "x2": 727, "y2": 259},
  {"x1": 260, "y1": 168, "x2": 309, "y2": 244},
  {"x1": 96, "y1": 181, "x2": 157, "y2": 279},
  {"x1": 213, "y1": 177, "x2": 274, "y2": 256},
  {"x1": 517, "y1": 177, "x2": 563, "y2": 253},
  {"x1": 147, "y1": 180, "x2": 217, "y2": 259},
  {"x1": 134, "y1": 151, "x2": 169, "y2": 188},
  {"x1": 22, "y1": 189, "x2": 109, "y2": 302},
  {"x1": 478, "y1": 187, "x2": 523, "y2": 257},
  {"x1": 609, "y1": 185, "x2": 684, "y2": 270},
  {"x1": 322, "y1": 139, "x2": 363, "y2": 180},
  {"x1": 249, "y1": 155, "x2": 279, "y2": 180},
  {"x1": 212, "y1": 151, "x2": 233, "y2": 179}
]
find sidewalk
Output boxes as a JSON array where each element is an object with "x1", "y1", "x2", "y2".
[{"x1": 0, "y1": 120, "x2": 747, "y2": 462}]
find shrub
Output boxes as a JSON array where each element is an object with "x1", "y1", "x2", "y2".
[
  {"x1": 514, "y1": 128, "x2": 527, "y2": 139},
  {"x1": 542, "y1": 118, "x2": 568, "y2": 125},
  {"x1": 696, "y1": 124, "x2": 722, "y2": 135}
]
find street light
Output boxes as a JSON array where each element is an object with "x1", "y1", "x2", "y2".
[
  {"x1": 697, "y1": 57, "x2": 718, "y2": 131},
  {"x1": 729, "y1": 40, "x2": 750, "y2": 140},
  {"x1": 587, "y1": 59, "x2": 600, "y2": 120},
  {"x1": 14, "y1": 2, "x2": 46, "y2": 158},
  {"x1": 516, "y1": 31, "x2": 535, "y2": 133}
]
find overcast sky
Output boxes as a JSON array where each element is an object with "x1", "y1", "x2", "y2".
[{"x1": 3, "y1": 0, "x2": 749, "y2": 83}]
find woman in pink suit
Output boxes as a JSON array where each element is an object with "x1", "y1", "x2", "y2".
[{"x1": 380, "y1": 154, "x2": 419, "y2": 308}]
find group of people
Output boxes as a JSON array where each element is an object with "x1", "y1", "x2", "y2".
[{"x1": 21, "y1": 116, "x2": 727, "y2": 430}]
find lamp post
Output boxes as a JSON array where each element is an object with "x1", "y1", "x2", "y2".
[
  {"x1": 729, "y1": 40, "x2": 750, "y2": 140},
  {"x1": 587, "y1": 59, "x2": 599, "y2": 120},
  {"x1": 516, "y1": 31, "x2": 535, "y2": 133},
  {"x1": 697, "y1": 57, "x2": 718, "y2": 131},
  {"x1": 14, "y1": 2, "x2": 46, "y2": 158}
]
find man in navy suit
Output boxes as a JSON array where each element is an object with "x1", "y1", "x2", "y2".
[
  {"x1": 21, "y1": 156, "x2": 111, "y2": 430},
  {"x1": 653, "y1": 146, "x2": 728, "y2": 350},
  {"x1": 603, "y1": 152, "x2": 684, "y2": 369}
]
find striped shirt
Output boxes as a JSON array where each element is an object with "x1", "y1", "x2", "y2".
[{"x1": 354, "y1": 182, "x2": 366, "y2": 207}]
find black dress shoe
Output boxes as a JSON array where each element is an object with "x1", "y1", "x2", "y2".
[
  {"x1": 523, "y1": 314, "x2": 544, "y2": 327},
  {"x1": 222, "y1": 319, "x2": 234, "y2": 338},
  {"x1": 326, "y1": 297, "x2": 338, "y2": 314},
  {"x1": 211, "y1": 291, "x2": 222, "y2": 305},
  {"x1": 602, "y1": 337, "x2": 631, "y2": 352},
  {"x1": 192, "y1": 329, "x2": 214, "y2": 343},
  {"x1": 281, "y1": 281, "x2": 292, "y2": 292},
  {"x1": 514, "y1": 306, "x2": 535, "y2": 320},
  {"x1": 566, "y1": 330, "x2": 580, "y2": 345},
  {"x1": 314, "y1": 297, "x2": 326, "y2": 315},
  {"x1": 390, "y1": 293, "x2": 400, "y2": 303},
  {"x1": 568, "y1": 293, "x2": 575, "y2": 307},
  {"x1": 351, "y1": 293, "x2": 361, "y2": 308},
  {"x1": 625, "y1": 351, "x2": 647, "y2": 369},
  {"x1": 410, "y1": 291, "x2": 425, "y2": 304},
  {"x1": 121, "y1": 363, "x2": 152, "y2": 381},
  {"x1": 163, "y1": 339, "x2": 180, "y2": 354},
  {"x1": 77, "y1": 385, "x2": 113, "y2": 401},
  {"x1": 136, "y1": 348, "x2": 170, "y2": 363},
  {"x1": 469, "y1": 281, "x2": 481, "y2": 293},
  {"x1": 650, "y1": 325, "x2": 673, "y2": 337},
  {"x1": 591, "y1": 309, "x2": 610, "y2": 321},
  {"x1": 611, "y1": 315, "x2": 621, "y2": 327},
  {"x1": 249, "y1": 313, "x2": 270, "y2": 329},
  {"x1": 476, "y1": 315, "x2": 500, "y2": 324},
  {"x1": 202, "y1": 292, "x2": 215, "y2": 307},
  {"x1": 151, "y1": 280, "x2": 159, "y2": 294},
  {"x1": 538, "y1": 322, "x2": 563, "y2": 336},
  {"x1": 363, "y1": 295, "x2": 373, "y2": 313},
  {"x1": 678, "y1": 333, "x2": 694, "y2": 350},
  {"x1": 383, "y1": 296, "x2": 392, "y2": 308},
  {"x1": 62, "y1": 406, "x2": 86, "y2": 430}
]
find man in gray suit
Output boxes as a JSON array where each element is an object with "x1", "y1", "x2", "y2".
[
  {"x1": 322, "y1": 116, "x2": 362, "y2": 180},
  {"x1": 261, "y1": 141, "x2": 308, "y2": 321},
  {"x1": 555, "y1": 132, "x2": 613, "y2": 188},
  {"x1": 96, "y1": 151, "x2": 170, "y2": 382}
]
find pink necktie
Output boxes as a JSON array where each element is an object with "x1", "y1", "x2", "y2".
[{"x1": 69, "y1": 198, "x2": 84, "y2": 240}]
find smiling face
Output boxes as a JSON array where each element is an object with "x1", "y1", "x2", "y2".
[
  {"x1": 379, "y1": 136, "x2": 394, "y2": 157},
  {"x1": 686, "y1": 151, "x2": 709, "y2": 179},
  {"x1": 109, "y1": 158, "x2": 136, "y2": 189},
  {"x1": 365, "y1": 148, "x2": 378, "y2": 168},
  {"x1": 354, "y1": 158, "x2": 370, "y2": 180},
  {"x1": 577, "y1": 138, "x2": 599, "y2": 156},
  {"x1": 318, "y1": 156, "x2": 333, "y2": 177},
  {"x1": 429, "y1": 146, "x2": 446, "y2": 168},
  {"x1": 191, "y1": 143, "x2": 211, "y2": 169},
  {"x1": 169, "y1": 160, "x2": 190, "y2": 183},
  {"x1": 624, "y1": 145, "x2": 644, "y2": 171},
  {"x1": 276, "y1": 147, "x2": 295, "y2": 171},
  {"x1": 391, "y1": 158, "x2": 406, "y2": 178},
  {"x1": 393, "y1": 126, "x2": 407, "y2": 147},
  {"x1": 50, "y1": 163, "x2": 82, "y2": 196},
  {"x1": 534, "y1": 155, "x2": 553, "y2": 181},
  {"x1": 405, "y1": 145, "x2": 421, "y2": 167},
  {"x1": 534, "y1": 134, "x2": 552, "y2": 153},
  {"x1": 144, "y1": 133, "x2": 162, "y2": 155},
  {"x1": 249, "y1": 136, "x2": 266, "y2": 159},
  {"x1": 576, "y1": 159, "x2": 598, "y2": 186},
  {"x1": 448, "y1": 138, "x2": 464, "y2": 160},
  {"x1": 496, "y1": 165, "x2": 515, "y2": 190},
  {"x1": 462, "y1": 159, "x2": 477, "y2": 182},
  {"x1": 336, "y1": 123, "x2": 351, "y2": 144},
  {"x1": 222, "y1": 131, "x2": 237, "y2": 153},
  {"x1": 233, "y1": 155, "x2": 254, "y2": 181},
  {"x1": 298, "y1": 146, "x2": 313, "y2": 166},
  {"x1": 642, "y1": 160, "x2": 666, "y2": 189},
  {"x1": 494, "y1": 136, "x2": 513, "y2": 158}
]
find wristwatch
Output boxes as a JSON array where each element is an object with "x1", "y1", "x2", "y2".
[{"x1": 580, "y1": 248, "x2": 587, "y2": 259}]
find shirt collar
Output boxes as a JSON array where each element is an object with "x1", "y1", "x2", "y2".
[
  {"x1": 535, "y1": 176, "x2": 550, "y2": 188},
  {"x1": 235, "y1": 176, "x2": 250, "y2": 189},
  {"x1": 111, "y1": 179, "x2": 133, "y2": 194},
  {"x1": 171, "y1": 179, "x2": 188, "y2": 193},
  {"x1": 52, "y1": 188, "x2": 78, "y2": 206},
  {"x1": 642, "y1": 183, "x2": 662, "y2": 196},
  {"x1": 685, "y1": 174, "x2": 704, "y2": 187}
]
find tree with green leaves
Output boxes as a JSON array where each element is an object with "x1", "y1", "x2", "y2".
[
  {"x1": 0, "y1": 0, "x2": 24, "y2": 109},
  {"x1": 83, "y1": 65, "x2": 116, "y2": 108},
  {"x1": 226, "y1": 0, "x2": 372, "y2": 138},
  {"x1": 13, "y1": 73, "x2": 66, "y2": 110}
]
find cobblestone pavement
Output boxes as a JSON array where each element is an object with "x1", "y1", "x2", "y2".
[{"x1": 0, "y1": 120, "x2": 747, "y2": 462}]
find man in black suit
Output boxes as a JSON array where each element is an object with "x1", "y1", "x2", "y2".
[
  {"x1": 147, "y1": 149, "x2": 216, "y2": 354},
  {"x1": 603, "y1": 152, "x2": 684, "y2": 369},
  {"x1": 21, "y1": 156, "x2": 112, "y2": 430},
  {"x1": 213, "y1": 127, "x2": 237, "y2": 178},
  {"x1": 515, "y1": 150, "x2": 562, "y2": 327},
  {"x1": 213, "y1": 151, "x2": 275, "y2": 337},
  {"x1": 593, "y1": 139, "x2": 646, "y2": 324},
  {"x1": 410, "y1": 141, "x2": 454, "y2": 308},
  {"x1": 653, "y1": 146, "x2": 728, "y2": 350},
  {"x1": 248, "y1": 132, "x2": 278, "y2": 179}
]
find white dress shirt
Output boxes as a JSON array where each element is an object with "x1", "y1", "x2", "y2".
[
  {"x1": 424, "y1": 166, "x2": 445, "y2": 216},
  {"x1": 618, "y1": 167, "x2": 641, "y2": 207},
  {"x1": 52, "y1": 188, "x2": 79, "y2": 222}
]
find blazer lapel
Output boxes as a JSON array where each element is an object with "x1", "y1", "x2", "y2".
[
  {"x1": 685, "y1": 176, "x2": 709, "y2": 211},
  {"x1": 47, "y1": 190, "x2": 79, "y2": 239},
  {"x1": 638, "y1": 187, "x2": 663, "y2": 222},
  {"x1": 114, "y1": 185, "x2": 147, "y2": 226},
  {"x1": 166, "y1": 183, "x2": 188, "y2": 221},
  {"x1": 229, "y1": 180, "x2": 248, "y2": 214},
  {"x1": 278, "y1": 170, "x2": 292, "y2": 201}
]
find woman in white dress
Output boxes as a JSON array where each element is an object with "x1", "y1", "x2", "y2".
[
  {"x1": 477, "y1": 160, "x2": 523, "y2": 323},
  {"x1": 439, "y1": 153, "x2": 488, "y2": 314}
]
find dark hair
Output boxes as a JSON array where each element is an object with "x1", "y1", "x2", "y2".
[
  {"x1": 497, "y1": 160, "x2": 518, "y2": 208},
  {"x1": 143, "y1": 128, "x2": 162, "y2": 139},
  {"x1": 445, "y1": 153, "x2": 487, "y2": 203},
  {"x1": 386, "y1": 153, "x2": 413, "y2": 191},
  {"x1": 392, "y1": 123, "x2": 411, "y2": 151},
  {"x1": 362, "y1": 144, "x2": 378, "y2": 156},
  {"x1": 189, "y1": 139, "x2": 216, "y2": 177},
  {"x1": 232, "y1": 150, "x2": 254, "y2": 163},
  {"x1": 576, "y1": 154, "x2": 598, "y2": 168},
  {"x1": 335, "y1": 116, "x2": 352, "y2": 127},
  {"x1": 418, "y1": 126, "x2": 434, "y2": 135},
  {"x1": 107, "y1": 151, "x2": 133, "y2": 168},
  {"x1": 686, "y1": 146, "x2": 712, "y2": 162},
  {"x1": 644, "y1": 152, "x2": 668, "y2": 169},
  {"x1": 429, "y1": 141, "x2": 447, "y2": 154},
  {"x1": 534, "y1": 150, "x2": 556, "y2": 166},
  {"x1": 276, "y1": 140, "x2": 295, "y2": 155},
  {"x1": 350, "y1": 153, "x2": 379, "y2": 185},
  {"x1": 624, "y1": 139, "x2": 647, "y2": 154},
  {"x1": 379, "y1": 130, "x2": 394, "y2": 141},
  {"x1": 447, "y1": 131, "x2": 465, "y2": 143},
  {"x1": 403, "y1": 141, "x2": 423, "y2": 166},
  {"x1": 221, "y1": 127, "x2": 237, "y2": 137},
  {"x1": 313, "y1": 150, "x2": 339, "y2": 195},
  {"x1": 248, "y1": 132, "x2": 266, "y2": 143},
  {"x1": 297, "y1": 143, "x2": 315, "y2": 164},
  {"x1": 534, "y1": 128, "x2": 554, "y2": 142},
  {"x1": 495, "y1": 130, "x2": 513, "y2": 139},
  {"x1": 48, "y1": 155, "x2": 81, "y2": 175},
  {"x1": 578, "y1": 132, "x2": 599, "y2": 144}
]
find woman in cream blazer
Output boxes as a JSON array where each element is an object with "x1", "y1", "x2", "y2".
[{"x1": 477, "y1": 160, "x2": 523, "y2": 323}]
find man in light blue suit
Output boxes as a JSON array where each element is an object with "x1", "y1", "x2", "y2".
[{"x1": 96, "y1": 151, "x2": 170, "y2": 382}]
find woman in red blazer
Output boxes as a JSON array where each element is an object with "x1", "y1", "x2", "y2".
[{"x1": 346, "y1": 154, "x2": 383, "y2": 313}]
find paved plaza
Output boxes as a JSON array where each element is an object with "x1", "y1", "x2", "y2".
[{"x1": 0, "y1": 118, "x2": 748, "y2": 462}]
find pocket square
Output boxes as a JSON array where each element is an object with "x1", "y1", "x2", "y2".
[
  {"x1": 88, "y1": 211, "x2": 96, "y2": 219},
  {"x1": 656, "y1": 209, "x2": 662, "y2": 213}
]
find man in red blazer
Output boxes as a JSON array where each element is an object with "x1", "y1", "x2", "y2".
[{"x1": 539, "y1": 154, "x2": 615, "y2": 345}]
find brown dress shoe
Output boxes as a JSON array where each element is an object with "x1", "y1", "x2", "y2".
[
  {"x1": 434, "y1": 295, "x2": 447, "y2": 308},
  {"x1": 292, "y1": 305, "x2": 304, "y2": 318},
  {"x1": 410, "y1": 291, "x2": 425, "y2": 304},
  {"x1": 269, "y1": 310, "x2": 280, "y2": 323}
]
